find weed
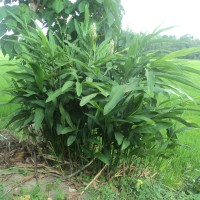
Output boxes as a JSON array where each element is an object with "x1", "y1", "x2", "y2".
[
  {"x1": 0, "y1": 183, "x2": 66, "y2": 200},
  {"x1": 88, "y1": 176, "x2": 200, "y2": 200},
  {"x1": 158, "y1": 60, "x2": 200, "y2": 187}
]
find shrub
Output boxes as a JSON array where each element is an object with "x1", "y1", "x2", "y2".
[{"x1": 1, "y1": 6, "x2": 200, "y2": 174}]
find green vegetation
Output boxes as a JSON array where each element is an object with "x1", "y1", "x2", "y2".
[
  {"x1": 0, "y1": 0, "x2": 200, "y2": 199},
  {"x1": 0, "y1": 56, "x2": 200, "y2": 198},
  {"x1": 0, "y1": 180, "x2": 66, "y2": 200},
  {"x1": 159, "y1": 60, "x2": 200, "y2": 188},
  {"x1": 147, "y1": 35, "x2": 200, "y2": 60},
  {"x1": 2, "y1": 8, "x2": 200, "y2": 172},
  {"x1": 0, "y1": 53, "x2": 17, "y2": 122},
  {"x1": 88, "y1": 177, "x2": 200, "y2": 200}
]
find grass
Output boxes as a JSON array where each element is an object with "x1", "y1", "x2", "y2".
[
  {"x1": 0, "y1": 179, "x2": 66, "y2": 200},
  {"x1": 87, "y1": 176, "x2": 200, "y2": 200},
  {"x1": 0, "y1": 53, "x2": 18, "y2": 123},
  {"x1": 159, "y1": 59, "x2": 200, "y2": 188}
]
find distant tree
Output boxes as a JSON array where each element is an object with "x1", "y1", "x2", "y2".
[
  {"x1": 143, "y1": 33, "x2": 200, "y2": 59},
  {"x1": 0, "y1": 0, "x2": 123, "y2": 58}
]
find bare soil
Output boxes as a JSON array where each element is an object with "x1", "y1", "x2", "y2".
[{"x1": 0, "y1": 131, "x2": 89, "y2": 200}]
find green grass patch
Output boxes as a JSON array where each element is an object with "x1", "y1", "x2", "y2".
[
  {"x1": 0, "y1": 53, "x2": 18, "y2": 123},
  {"x1": 88, "y1": 176, "x2": 200, "y2": 200},
  {"x1": 159, "y1": 59, "x2": 200, "y2": 188}
]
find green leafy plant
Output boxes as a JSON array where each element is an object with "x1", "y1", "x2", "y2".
[
  {"x1": 1, "y1": 3, "x2": 200, "y2": 176},
  {"x1": 88, "y1": 176, "x2": 200, "y2": 200}
]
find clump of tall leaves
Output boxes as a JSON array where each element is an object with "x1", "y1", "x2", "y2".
[{"x1": 1, "y1": 6, "x2": 200, "y2": 173}]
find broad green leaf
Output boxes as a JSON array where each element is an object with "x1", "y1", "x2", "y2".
[
  {"x1": 56, "y1": 123, "x2": 63, "y2": 134},
  {"x1": 0, "y1": 102, "x2": 8, "y2": 106},
  {"x1": 96, "y1": 0, "x2": 103, "y2": 3},
  {"x1": 95, "y1": 38, "x2": 111, "y2": 57},
  {"x1": 126, "y1": 36, "x2": 139, "y2": 57},
  {"x1": 61, "y1": 127, "x2": 74, "y2": 135},
  {"x1": 74, "y1": 19, "x2": 82, "y2": 38},
  {"x1": 134, "y1": 124, "x2": 157, "y2": 133},
  {"x1": 107, "y1": 12, "x2": 114, "y2": 27},
  {"x1": 76, "y1": 82, "x2": 82, "y2": 96},
  {"x1": 181, "y1": 65, "x2": 200, "y2": 75},
  {"x1": 30, "y1": 100, "x2": 45, "y2": 107},
  {"x1": 7, "y1": 71, "x2": 34, "y2": 81},
  {"x1": 59, "y1": 104, "x2": 74, "y2": 128},
  {"x1": 5, "y1": 18, "x2": 17, "y2": 28},
  {"x1": 80, "y1": 93, "x2": 98, "y2": 106},
  {"x1": 23, "y1": 114, "x2": 33, "y2": 127},
  {"x1": 48, "y1": 31, "x2": 57, "y2": 56},
  {"x1": 160, "y1": 47, "x2": 200, "y2": 60},
  {"x1": 29, "y1": 63, "x2": 45, "y2": 90},
  {"x1": 45, "y1": 104, "x2": 55, "y2": 129},
  {"x1": 156, "y1": 121, "x2": 173, "y2": 130},
  {"x1": 19, "y1": 3, "x2": 34, "y2": 24},
  {"x1": 64, "y1": 40, "x2": 88, "y2": 59},
  {"x1": 65, "y1": 6, "x2": 74, "y2": 14},
  {"x1": 46, "y1": 89, "x2": 63, "y2": 103},
  {"x1": 7, "y1": 11, "x2": 26, "y2": 29},
  {"x1": 121, "y1": 138, "x2": 130, "y2": 150},
  {"x1": 12, "y1": 119, "x2": 26, "y2": 130},
  {"x1": 70, "y1": 58, "x2": 93, "y2": 71},
  {"x1": 2, "y1": 41, "x2": 14, "y2": 55},
  {"x1": 158, "y1": 73, "x2": 200, "y2": 90},
  {"x1": 61, "y1": 81, "x2": 73, "y2": 92},
  {"x1": 22, "y1": 90, "x2": 37, "y2": 96},
  {"x1": 35, "y1": 23, "x2": 50, "y2": 49},
  {"x1": 104, "y1": 85, "x2": 125, "y2": 115},
  {"x1": 67, "y1": 135, "x2": 76, "y2": 146},
  {"x1": 89, "y1": 101, "x2": 103, "y2": 112},
  {"x1": 84, "y1": 4, "x2": 89, "y2": 35},
  {"x1": 3, "y1": 109, "x2": 25, "y2": 128},
  {"x1": 145, "y1": 68, "x2": 155, "y2": 96},
  {"x1": 95, "y1": 153, "x2": 110, "y2": 165},
  {"x1": 174, "y1": 127, "x2": 193, "y2": 134},
  {"x1": 78, "y1": 1, "x2": 87, "y2": 13},
  {"x1": 114, "y1": 132, "x2": 124, "y2": 145},
  {"x1": 170, "y1": 117, "x2": 199, "y2": 128},
  {"x1": 129, "y1": 115, "x2": 155, "y2": 124},
  {"x1": 34, "y1": 108, "x2": 44, "y2": 130},
  {"x1": 52, "y1": 0, "x2": 65, "y2": 13},
  {"x1": 124, "y1": 94, "x2": 144, "y2": 117},
  {"x1": 0, "y1": 60, "x2": 18, "y2": 67},
  {"x1": 0, "y1": 7, "x2": 7, "y2": 21},
  {"x1": 83, "y1": 82, "x2": 109, "y2": 97}
]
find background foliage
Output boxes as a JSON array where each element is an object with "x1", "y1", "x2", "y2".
[{"x1": 0, "y1": 0, "x2": 122, "y2": 59}]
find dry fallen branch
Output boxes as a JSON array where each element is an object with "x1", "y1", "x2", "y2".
[
  {"x1": 62, "y1": 158, "x2": 95, "y2": 179},
  {"x1": 80, "y1": 164, "x2": 108, "y2": 196}
]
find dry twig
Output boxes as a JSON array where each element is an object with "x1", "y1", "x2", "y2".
[
  {"x1": 61, "y1": 158, "x2": 95, "y2": 180},
  {"x1": 80, "y1": 164, "x2": 108, "y2": 196}
]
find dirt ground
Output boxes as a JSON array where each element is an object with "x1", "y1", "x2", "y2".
[{"x1": 0, "y1": 131, "x2": 89, "y2": 200}]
